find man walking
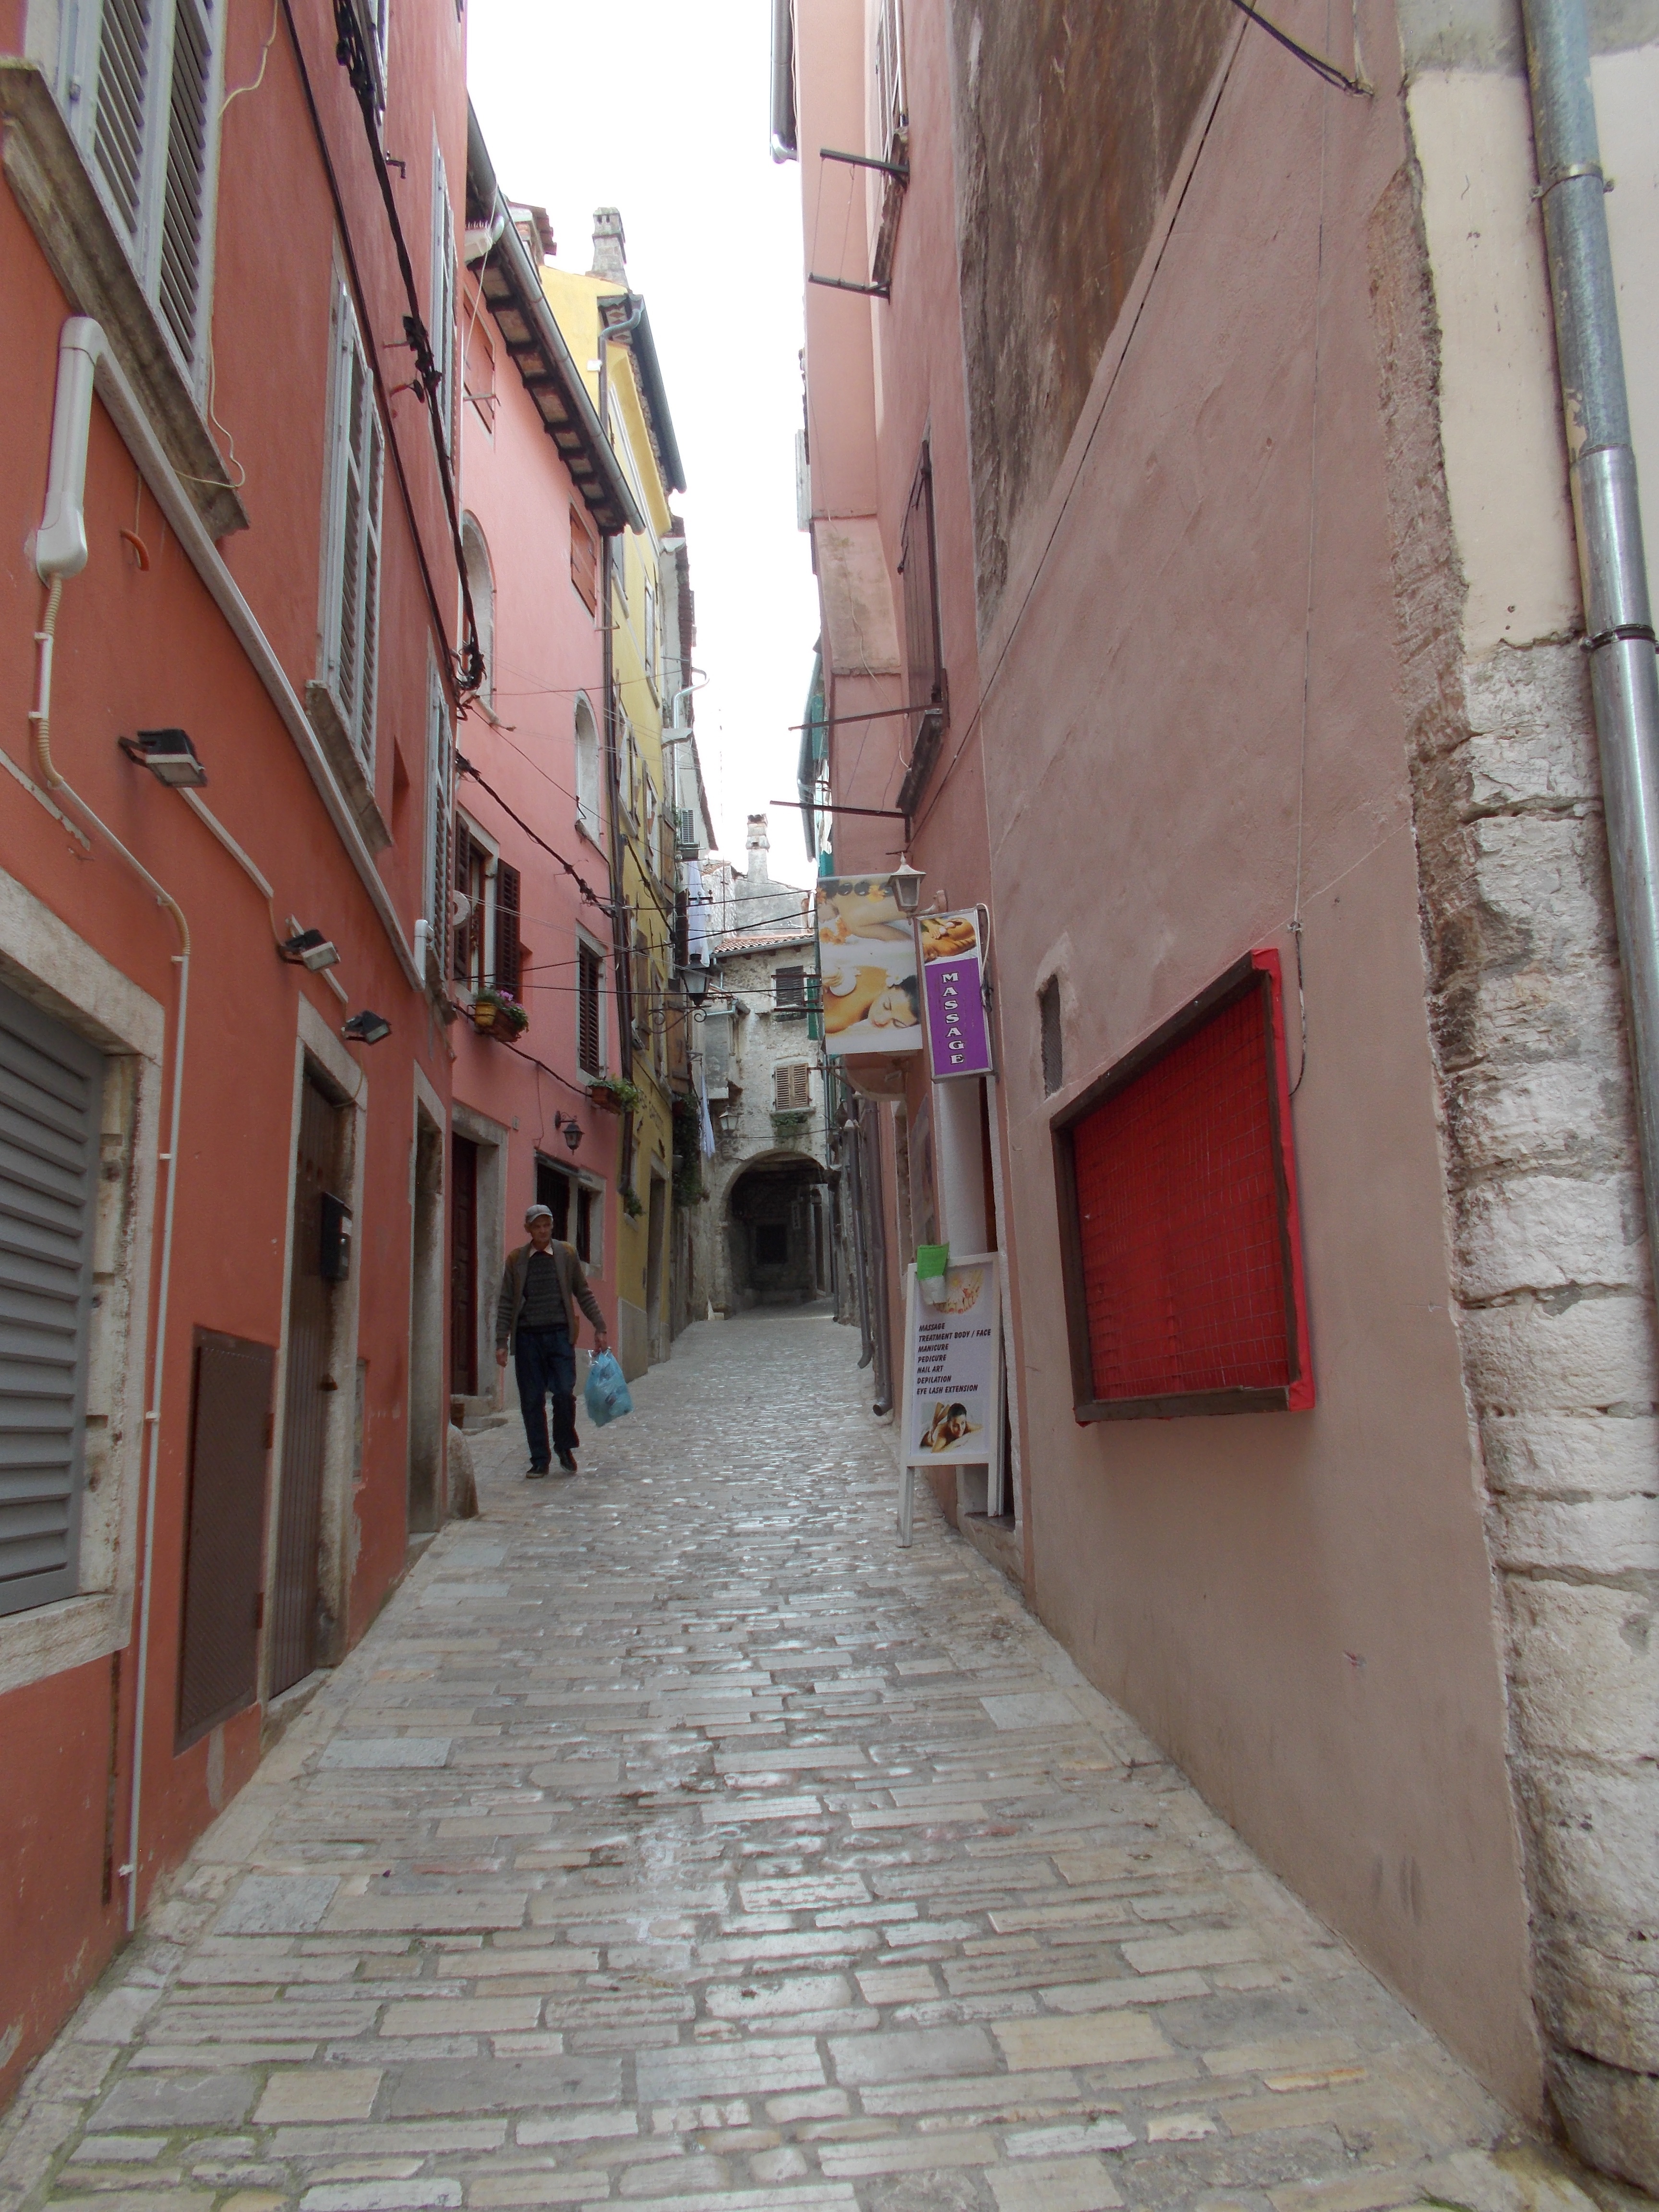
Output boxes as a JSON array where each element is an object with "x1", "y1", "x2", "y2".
[{"x1": 495, "y1": 1204, "x2": 609, "y2": 1477}]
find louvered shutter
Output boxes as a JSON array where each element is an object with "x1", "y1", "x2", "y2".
[
  {"x1": 495, "y1": 863, "x2": 521, "y2": 996},
  {"x1": 158, "y1": 0, "x2": 212, "y2": 362},
  {"x1": 358, "y1": 406, "x2": 383, "y2": 765},
  {"x1": 93, "y1": 0, "x2": 152, "y2": 237},
  {"x1": 452, "y1": 817, "x2": 472, "y2": 981},
  {"x1": 0, "y1": 981, "x2": 103, "y2": 1619},
  {"x1": 775, "y1": 1062, "x2": 811, "y2": 1111},
  {"x1": 426, "y1": 663, "x2": 452, "y2": 979},
  {"x1": 577, "y1": 946, "x2": 602, "y2": 1075}
]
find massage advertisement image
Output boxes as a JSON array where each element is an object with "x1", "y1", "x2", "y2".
[{"x1": 815, "y1": 876, "x2": 925, "y2": 1056}]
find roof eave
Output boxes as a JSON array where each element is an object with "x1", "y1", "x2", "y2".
[{"x1": 466, "y1": 106, "x2": 644, "y2": 536}]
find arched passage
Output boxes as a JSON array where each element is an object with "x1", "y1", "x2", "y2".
[{"x1": 725, "y1": 1151, "x2": 830, "y2": 1309}]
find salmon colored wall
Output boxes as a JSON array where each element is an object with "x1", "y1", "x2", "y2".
[
  {"x1": 453, "y1": 267, "x2": 618, "y2": 1334},
  {"x1": 975, "y1": 6, "x2": 1542, "y2": 2116},
  {"x1": 0, "y1": 0, "x2": 468, "y2": 2104},
  {"x1": 0, "y1": 1659, "x2": 125, "y2": 2105}
]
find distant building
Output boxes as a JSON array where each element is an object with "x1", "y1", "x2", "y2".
[{"x1": 692, "y1": 818, "x2": 834, "y2": 1311}]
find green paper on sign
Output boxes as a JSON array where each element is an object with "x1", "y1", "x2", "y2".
[{"x1": 916, "y1": 1243, "x2": 950, "y2": 1307}]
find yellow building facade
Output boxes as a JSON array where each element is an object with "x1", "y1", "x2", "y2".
[{"x1": 541, "y1": 215, "x2": 687, "y2": 1379}]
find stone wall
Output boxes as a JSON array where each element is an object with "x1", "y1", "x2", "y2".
[{"x1": 1372, "y1": 144, "x2": 1659, "y2": 2185}]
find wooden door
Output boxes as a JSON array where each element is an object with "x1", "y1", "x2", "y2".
[
  {"x1": 450, "y1": 1135, "x2": 478, "y2": 1395},
  {"x1": 270, "y1": 1076, "x2": 343, "y2": 1696}
]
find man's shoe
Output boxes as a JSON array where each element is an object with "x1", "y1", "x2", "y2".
[
  {"x1": 525, "y1": 1464, "x2": 550, "y2": 1480},
  {"x1": 555, "y1": 1452, "x2": 578, "y2": 1475}
]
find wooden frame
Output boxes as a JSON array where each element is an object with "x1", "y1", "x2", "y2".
[{"x1": 1050, "y1": 950, "x2": 1313, "y2": 1423}]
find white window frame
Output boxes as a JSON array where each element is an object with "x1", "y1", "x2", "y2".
[
  {"x1": 460, "y1": 513, "x2": 494, "y2": 710},
  {"x1": 573, "y1": 693, "x2": 602, "y2": 843},
  {"x1": 455, "y1": 808, "x2": 499, "y2": 992},
  {"x1": 431, "y1": 134, "x2": 458, "y2": 460},
  {"x1": 319, "y1": 271, "x2": 385, "y2": 770},
  {"x1": 56, "y1": 0, "x2": 226, "y2": 391}
]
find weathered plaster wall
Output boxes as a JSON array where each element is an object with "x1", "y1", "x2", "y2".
[
  {"x1": 963, "y1": 0, "x2": 1544, "y2": 2113},
  {"x1": 947, "y1": 0, "x2": 1233, "y2": 616},
  {"x1": 1394, "y1": 0, "x2": 1659, "y2": 2180}
]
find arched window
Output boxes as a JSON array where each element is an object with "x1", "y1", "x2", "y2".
[
  {"x1": 574, "y1": 694, "x2": 601, "y2": 840},
  {"x1": 460, "y1": 513, "x2": 494, "y2": 709}
]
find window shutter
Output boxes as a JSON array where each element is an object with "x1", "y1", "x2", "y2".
[
  {"x1": 94, "y1": 0, "x2": 152, "y2": 236},
  {"x1": 431, "y1": 145, "x2": 457, "y2": 457},
  {"x1": 570, "y1": 503, "x2": 598, "y2": 613},
  {"x1": 775, "y1": 1063, "x2": 811, "y2": 1111},
  {"x1": 577, "y1": 945, "x2": 602, "y2": 1075},
  {"x1": 0, "y1": 982, "x2": 103, "y2": 1619},
  {"x1": 358, "y1": 408, "x2": 383, "y2": 763},
  {"x1": 158, "y1": 0, "x2": 213, "y2": 363},
  {"x1": 495, "y1": 862, "x2": 521, "y2": 995},
  {"x1": 426, "y1": 663, "x2": 452, "y2": 980},
  {"x1": 452, "y1": 816, "x2": 473, "y2": 981},
  {"x1": 900, "y1": 443, "x2": 943, "y2": 710}
]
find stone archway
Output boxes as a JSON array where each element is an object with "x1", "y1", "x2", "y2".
[{"x1": 724, "y1": 1151, "x2": 830, "y2": 1310}]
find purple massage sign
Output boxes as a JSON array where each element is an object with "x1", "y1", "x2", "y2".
[{"x1": 918, "y1": 908, "x2": 994, "y2": 1080}]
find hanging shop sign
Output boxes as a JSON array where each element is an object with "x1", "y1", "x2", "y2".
[
  {"x1": 902, "y1": 1252, "x2": 1002, "y2": 1467},
  {"x1": 816, "y1": 876, "x2": 924, "y2": 1056},
  {"x1": 896, "y1": 1249, "x2": 1005, "y2": 1545},
  {"x1": 918, "y1": 907, "x2": 994, "y2": 1080}
]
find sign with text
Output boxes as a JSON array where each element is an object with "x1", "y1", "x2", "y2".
[
  {"x1": 903, "y1": 1254, "x2": 1002, "y2": 1466},
  {"x1": 918, "y1": 908, "x2": 993, "y2": 1080}
]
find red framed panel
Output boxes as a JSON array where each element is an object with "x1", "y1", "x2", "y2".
[{"x1": 1051, "y1": 951, "x2": 1313, "y2": 1421}]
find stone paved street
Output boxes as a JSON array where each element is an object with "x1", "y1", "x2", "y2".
[{"x1": 0, "y1": 1314, "x2": 1603, "y2": 2212}]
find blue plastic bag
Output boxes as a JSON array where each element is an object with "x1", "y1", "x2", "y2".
[{"x1": 583, "y1": 1349, "x2": 633, "y2": 1428}]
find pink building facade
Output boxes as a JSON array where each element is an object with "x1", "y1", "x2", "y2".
[{"x1": 783, "y1": 0, "x2": 1659, "y2": 2182}]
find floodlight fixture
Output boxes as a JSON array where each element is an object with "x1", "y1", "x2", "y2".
[
  {"x1": 278, "y1": 928, "x2": 341, "y2": 972},
  {"x1": 118, "y1": 728, "x2": 208, "y2": 787},
  {"x1": 342, "y1": 1010, "x2": 392, "y2": 1046}
]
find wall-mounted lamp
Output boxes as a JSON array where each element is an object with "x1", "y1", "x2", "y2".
[
  {"x1": 890, "y1": 858, "x2": 925, "y2": 915},
  {"x1": 562, "y1": 1118, "x2": 584, "y2": 1154},
  {"x1": 342, "y1": 1010, "x2": 392, "y2": 1046},
  {"x1": 278, "y1": 927, "x2": 341, "y2": 972},
  {"x1": 682, "y1": 963, "x2": 710, "y2": 1006},
  {"x1": 118, "y1": 727, "x2": 208, "y2": 787}
]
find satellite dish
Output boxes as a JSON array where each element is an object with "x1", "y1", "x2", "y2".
[{"x1": 451, "y1": 890, "x2": 473, "y2": 927}]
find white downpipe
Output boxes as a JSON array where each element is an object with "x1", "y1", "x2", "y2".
[{"x1": 33, "y1": 319, "x2": 192, "y2": 1934}]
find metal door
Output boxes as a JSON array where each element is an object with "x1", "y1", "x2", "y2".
[
  {"x1": 270, "y1": 1075, "x2": 343, "y2": 1695},
  {"x1": 450, "y1": 1135, "x2": 478, "y2": 1395},
  {"x1": 177, "y1": 1331, "x2": 274, "y2": 1744}
]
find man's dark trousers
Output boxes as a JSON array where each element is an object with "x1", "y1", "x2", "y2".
[{"x1": 514, "y1": 1324, "x2": 577, "y2": 1469}]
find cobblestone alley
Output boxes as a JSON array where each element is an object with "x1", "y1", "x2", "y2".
[{"x1": 0, "y1": 1314, "x2": 1605, "y2": 2212}]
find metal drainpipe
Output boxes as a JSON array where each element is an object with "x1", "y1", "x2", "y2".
[
  {"x1": 1520, "y1": 0, "x2": 1659, "y2": 2175},
  {"x1": 1522, "y1": 0, "x2": 1659, "y2": 1281},
  {"x1": 598, "y1": 302, "x2": 647, "y2": 1102}
]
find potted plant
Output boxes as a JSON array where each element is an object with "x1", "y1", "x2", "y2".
[
  {"x1": 472, "y1": 986, "x2": 529, "y2": 1038},
  {"x1": 620, "y1": 1184, "x2": 644, "y2": 1219},
  {"x1": 587, "y1": 1072, "x2": 643, "y2": 1115}
]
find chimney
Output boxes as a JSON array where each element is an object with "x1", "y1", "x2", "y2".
[
  {"x1": 745, "y1": 814, "x2": 771, "y2": 884},
  {"x1": 589, "y1": 206, "x2": 628, "y2": 286}
]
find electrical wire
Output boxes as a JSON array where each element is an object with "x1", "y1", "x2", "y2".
[
  {"x1": 328, "y1": 0, "x2": 483, "y2": 698},
  {"x1": 455, "y1": 750, "x2": 610, "y2": 908},
  {"x1": 276, "y1": 0, "x2": 467, "y2": 707},
  {"x1": 1227, "y1": 0, "x2": 1370, "y2": 95}
]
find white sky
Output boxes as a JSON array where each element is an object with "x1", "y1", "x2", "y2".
[{"x1": 467, "y1": 0, "x2": 822, "y2": 890}]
